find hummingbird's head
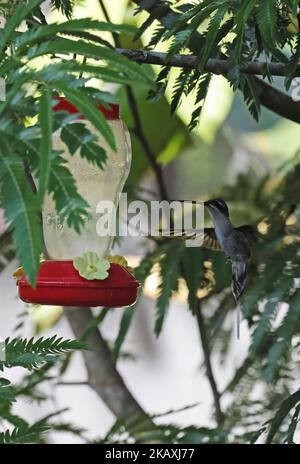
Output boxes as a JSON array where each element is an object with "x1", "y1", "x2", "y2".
[{"x1": 204, "y1": 198, "x2": 229, "y2": 217}]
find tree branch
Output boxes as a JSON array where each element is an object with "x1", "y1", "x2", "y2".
[
  {"x1": 195, "y1": 300, "x2": 224, "y2": 426},
  {"x1": 57, "y1": 381, "x2": 89, "y2": 386},
  {"x1": 117, "y1": 48, "x2": 300, "y2": 77},
  {"x1": 126, "y1": 86, "x2": 169, "y2": 200},
  {"x1": 255, "y1": 78, "x2": 300, "y2": 124},
  {"x1": 64, "y1": 307, "x2": 154, "y2": 432},
  {"x1": 132, "y1": 0, "x2": 300, "y2": 124}
]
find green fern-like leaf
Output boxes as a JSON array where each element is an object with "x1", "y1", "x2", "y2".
[
  {"x1": 241, "y1": 75, "x2": 261, "y2": 121},
  {"x1": 285, "y1": 35, "x2": 300, "y2": 89},
  {"x1": 0, "y1": 378, "x2": 16, "y2": 407},
  {"x1": 51, "y1": 0, "x2": 74, "y2": 19},
  {"x1": 155, "y1": 245, "x2": 182, "y2": 336},
  {"x1": 0, "y1": 123, "x2": 90, "y2": 234},
  {"x1": 264, "y1": 290, "x2": 300, "y2": 382},
  {"x1": 170, "y1": 0, "x2": 224, "y2": 41},
  {"x1": 250, "y1": 277, "x2": 293, "y2": 356},
  {"x1": 234, "y1": 0, "x2": 256, "y2": 62},
  {"x1": 198, "y1": 3, "x2": 228, "y2": 72},
  {"x1": 15, "y1": 18, "x2": 136, "y2": 50},
  {"x1": 0, "y1": 0, "x2": 43, "y2": 54},
  {"x1": 38, "y1": 87, "x2": 52, "y2": 203},
  {"x1": 52, "y1": 82, "x2": 115, "y2": 150},
  {"x1": 48, "y1": 153, "x2": 90, "y2": 233},
  {"x1": 170, "y1": 69, "x2": 191, "y2": 114},
  {"x1": 0, "y1": 421, "x2": 50, "y2": 444},
  {"x1": 244, "y1": 245, "x2": 295, "y2": 318},
  {"x1": 146, "y1": 25, "x2": 166, "y2": 50},
  {"x1": 285, "y1": 403, "x2": 300, "y2": 444},
  {"x1": 166, "y1": 2, "x2": 203, "y2": 36},
  {"x1": 189, "y1": 73, "x2": 212, "y2": 130},
  {"x1": 61, "y1": 122, "x2": 107, "y2": 169},
  {"x1": 42, "y1": 62, "x2": 137, "y2": 85},
  {"x1": 0, "y1": 336, "x2": 89, "y2": 371},
  {"x1": 0, "y1": 144, "x2": 42, "y2": 286},
  {"x1": 26, "y1": 38, "x2": 152, "y2": 85},
  {"x1": 256, "y1": 0, "x2": 278, "y2": 49},
  {"x1": 167, "y1": 29, "x2": 193, "y2": 58},
  {"x1": 266, "y1": 389, "x2": 300, "y2": 443},
  {"x1": 149, "y1": 65, "x2": 171, "y2": 102}
]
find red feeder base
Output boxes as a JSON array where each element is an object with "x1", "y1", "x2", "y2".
[{"x1": 17, "y1": 260, "x2": 140, "y2": 308}]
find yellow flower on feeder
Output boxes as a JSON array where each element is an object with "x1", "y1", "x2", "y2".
[
  {"x1": 107, "y1": 255, "x2": 135, "y2": 275},
  {"x1": 13, "y1": 255, "x2": 45, "y2": 280},
  {"x1": 13, "y1": 266, "x2": 25, "y2": 280},
  {"x1": 73, "y1": 252, "x2": 110, "y2": 281}
]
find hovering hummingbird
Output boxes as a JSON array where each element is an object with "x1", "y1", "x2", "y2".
[{"x1": 160, "y1": 199, "x2": 258, "y2": 336}]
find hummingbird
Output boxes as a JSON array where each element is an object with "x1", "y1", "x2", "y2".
[
  {"x1": 203, "y1": 199, "x2": 258, "y2": 301},
  {"x1": 160, "y1": 199, "x2": 258, "y2": 336}
]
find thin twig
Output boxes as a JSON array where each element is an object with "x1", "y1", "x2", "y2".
[
  {"x1": 195, "y1": 299, "x2": 225, "y2": 426},
  {"x1": 98, "y1": 0, "x2": 120, "y2": 45},
  {"x1": 132, "y1": 0, "x2": 300, "y2": 125},
  {"x1": 56, "y1": 381, "x2": 89, "y2": 386},
  {"x1": 98, "y1": 0, "x2": 169, "y2": 201},
  {"x1": 23, "y1": 159, "x2": 38, "y2": 194},
  {"x1": 126, "y1": 86, "x2": 169, "y2": 201}
]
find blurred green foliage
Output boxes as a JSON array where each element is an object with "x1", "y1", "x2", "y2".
[{"x1": 0, "y1": 0, "x2": 300, "y2": 445}]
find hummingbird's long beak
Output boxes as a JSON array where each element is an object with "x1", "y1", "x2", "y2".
[
  {"x1": 204, "y1": 200, "x2": 213, "y2": 208},
  {"x1": 170, "y1": 199, "x2": 212, "y2": 210},
  {"x1": 171, "y1": 199, "x2": 202, "y2": 206},
  {"x1": 204, "y1": 200, "x2": 219, "y2": 213}
]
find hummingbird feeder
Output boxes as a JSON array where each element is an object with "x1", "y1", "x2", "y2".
[
  {"x1": 17, "y1": 98, "x2": 140, "y2": 307},
  {"x1": 18, "y1": 260, "x2": 139, "y2": 308}
]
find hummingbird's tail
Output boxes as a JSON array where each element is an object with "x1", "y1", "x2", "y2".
[
  {"x1": 231, "y1": 261, "x2": 247, "y2": 302},
  {"x1": 231, "y1": 262, "x2": 247, "y2": 339}
]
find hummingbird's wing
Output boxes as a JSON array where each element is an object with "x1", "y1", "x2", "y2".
[
  {"x1": 159, "y1": 228, "x2": 223, "y2": 251},
  {"x1": 235, "y1": 225, "x2": 259, "y2": 249},
  {"x1": 202, "y1": 228, "x2": 223, "y2": 251}
]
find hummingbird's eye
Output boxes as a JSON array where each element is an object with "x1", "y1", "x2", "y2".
[
  {"x1": 214, "y1": 199, "x2": 229, "y2": 216},
  {"x1": 215, "y1": 200, "x2": 225, "y2": 208}
]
